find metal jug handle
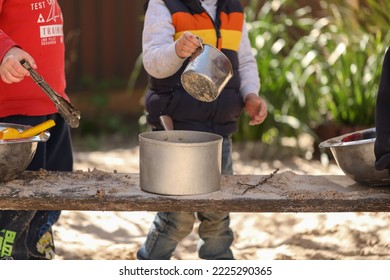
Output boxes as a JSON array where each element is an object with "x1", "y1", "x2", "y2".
[{"x1": 195, "y1": 36, "x2": 204, "y2": 52}]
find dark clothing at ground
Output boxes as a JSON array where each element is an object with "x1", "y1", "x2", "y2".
[{"x1": 0, "y1": 114, "x2": 73, "y2": 259}]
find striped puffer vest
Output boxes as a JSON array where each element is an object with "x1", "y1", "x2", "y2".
[{"x1": 145, "y1": 0, "x2": 245, "y2": 137}]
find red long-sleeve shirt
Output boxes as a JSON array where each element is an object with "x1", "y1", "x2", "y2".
[{"x1": 0, "y1": 0, "x2": 68, "y2": 117}]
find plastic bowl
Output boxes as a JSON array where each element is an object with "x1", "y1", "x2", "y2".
[
  {"x1": 0, "y1": 122, "x2": 50, "y2": 182},
  {"x1": 319, "y1": 127, "x2": 390, "y2": 186}
]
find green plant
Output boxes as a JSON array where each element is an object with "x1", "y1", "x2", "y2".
[
  {"x1": 309, "y1": 0, "x2": 390, "y2": 127},
  {"x1": 126, "y1": 52, "x2": 145, "y2": 94},
  {"x1": 235, "y1": 0, "x2": 324, "y2": 143},
  {"x1": 236, "y1": 0, "x2": 390, "y2": 145},
  {"x1": 73, "y1": 76, "x2": 133, "y2": 138}
]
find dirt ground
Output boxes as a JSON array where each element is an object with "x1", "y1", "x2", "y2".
[{"x1": 52, "y1": 138, "x2": 390, "y2": 260}]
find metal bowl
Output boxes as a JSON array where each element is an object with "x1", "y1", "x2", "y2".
[
  {"x1": 0, "y1": 122, "x2": 50, "y2": 182},
  {"x1": 319, "y1": 127, "x2": 390, "y2": 186}
]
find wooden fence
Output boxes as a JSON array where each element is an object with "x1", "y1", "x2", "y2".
[{"x1": 59, "y1": 0, "x2": 146, "y2": 92}]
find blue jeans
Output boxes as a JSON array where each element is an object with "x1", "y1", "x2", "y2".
[{"x1": 137, "y1": 137, "x2": 234, "y2": 260}]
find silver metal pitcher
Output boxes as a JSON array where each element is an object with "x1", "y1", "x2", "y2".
[{"x1": 181, "y1": 44, "x2": 233, "y2": 102}]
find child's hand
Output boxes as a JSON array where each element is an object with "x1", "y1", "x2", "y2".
[
  {"x1": 244, "y1": 93, "x2": 268, "y2": 126},
  {"x1": 0, "y1": 47, "x2": 37, "y2": 84},
  {"x1": 175, "y1": 31, "x2": 202, "y2": 58}
]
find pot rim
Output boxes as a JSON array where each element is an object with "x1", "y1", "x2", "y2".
[
  {"x1": 139, "y1": 130, "x2": 223, "y2": 147},
  {"x1": 319, "y1": 127, "x2": 376, "y2": 148}
]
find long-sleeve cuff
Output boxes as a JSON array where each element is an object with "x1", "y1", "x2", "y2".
[
  {"x1": 0, "y1": 35, "x2": 17, "y2": 62},
  {"x1": 143, "y1": 42, "x2": 186, "y2": 79},
  {"x1": 240, "y1": 84, "x2": 260, "y2": 99}
]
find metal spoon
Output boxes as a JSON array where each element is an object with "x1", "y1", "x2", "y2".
[{"x1": 159, "y1": 115, "x2": 174, "y2": 131}]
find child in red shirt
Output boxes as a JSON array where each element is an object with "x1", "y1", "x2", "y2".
[{"x1": 0, "y1": 0, "x2": 73, "y2": 259}]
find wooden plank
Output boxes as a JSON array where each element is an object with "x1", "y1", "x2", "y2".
[{"x1": 0, "y1": 170, "x2": 390, "y2": 212}]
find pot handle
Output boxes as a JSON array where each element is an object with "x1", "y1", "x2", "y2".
[{"x1": 159, "y1": 115, "x2": 174, "y2": 131}]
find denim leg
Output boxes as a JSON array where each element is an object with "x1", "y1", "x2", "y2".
[
  {"x1": 221, "y1": 137, "x2": 233, "y2": 175},
  {"x1": 197, "y1": 212, "x2": 234, "y2": 259},
  {"x1": 137, "y1": 212, "x2": 196, "y2": 259},
  {"x1": 194, "y1": 137, "x2": 235, "y2": 259}
]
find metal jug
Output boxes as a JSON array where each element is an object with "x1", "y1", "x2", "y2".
[{"x1": 181, "y1": 44, "x2": 233, "y2": 102}]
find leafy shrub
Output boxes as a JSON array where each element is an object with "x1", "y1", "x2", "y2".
[
  {"x1": 234, "y1": 0, "x2": 390, "y2": 144},
  {"x1": 310, "y1": 0, "x2": 390, "y2": 127},
  {"x1": 235, "y1": 0, "x2": 323, "y2": 143}
]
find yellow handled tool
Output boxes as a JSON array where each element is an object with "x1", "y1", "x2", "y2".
[
  {"x1": 20, "y1": 119, "x2": 56, "y2": 138},
  {"x1": 0, "y1": 120, "x2": 56, "y2": 140}
]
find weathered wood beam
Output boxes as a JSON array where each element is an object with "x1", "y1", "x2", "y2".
[{"x1": 0, "y1": 169, "x2": 390, "y2": 212}]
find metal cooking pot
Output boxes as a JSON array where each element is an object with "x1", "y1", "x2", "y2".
[
  {"x1": 139, "y1": 130, "x2": 222, "y2": 195},
  {"x1": 0, "y1": 122, "x2": 50, "y2": 182},
  {"x1": 181, "y1": 44, "x2": 233, "y2": 102}
]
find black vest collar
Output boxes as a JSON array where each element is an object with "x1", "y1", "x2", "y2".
[
  {"x1": 181, "y1": 0, "x2": 204, "y2": 13},
  {"x1": 181, "y1": 0, "x2": 229, "y2": 13},
  {"x1": 145, "y1": 0, "x2": 230, "y2": 13}
]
